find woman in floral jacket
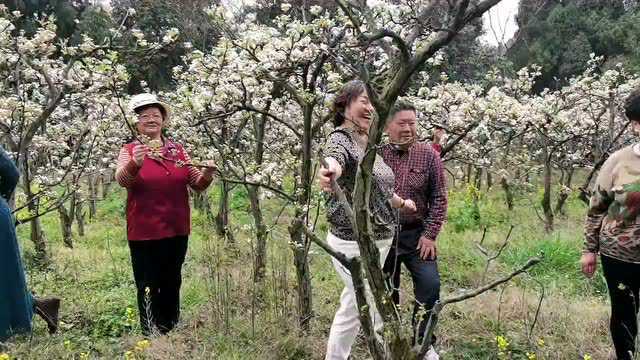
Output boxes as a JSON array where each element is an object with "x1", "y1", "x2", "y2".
[{"x1": 582, "y1": 88, "x2": 640, "y2": 359}]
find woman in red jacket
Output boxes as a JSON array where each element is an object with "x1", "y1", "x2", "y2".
[{"x1": 116, "y1": 93, "x2": 215, "y2": 334}]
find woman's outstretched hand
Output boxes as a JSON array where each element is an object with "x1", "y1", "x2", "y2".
[
  {"x1": 580, "y1": 252, "x2": 598, "y2": 278},
  {"x1": 319, "y1": 158, "x2": 342, "y2": 193}
]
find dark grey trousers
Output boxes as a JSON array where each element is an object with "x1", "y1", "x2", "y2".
[{"x1": 383, "y1": 226, "x2": 440, "y2": 345}]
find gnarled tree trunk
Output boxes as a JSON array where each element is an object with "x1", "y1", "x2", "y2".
[
  {"x1": 500, "y1": 175, "x2": 514, "y2": 210},
  {"x1": 193, "y1": 189, "x2": 214, "y2": 222},
  {"x1": 72, "y1": 190, "x2": 85, "y2": 237},
  {"x1": 248, "y1": 185, "x2": 268, "y2": 282},
  {"x1": 541, "y1": 153, "x2": 554, "y2": 232},
  {"x1": 249, "y1": 109, "x2": 268, "y2": 283},
  {"x1": 102, "y1": 170, "x2": 113, "y2": 200},
  {"x1": 288, "y1": 218, "x2": 313, "y2": 330},
  {"x1": 555, "y1": 166, "x2": 574, "y2": 216},
  {"x1": 58, "y1": 203, "x2": 73, "y2": 248},
  {"x1": 215, "y1": 181, "x2": 235, "y2": 245},
  {"x1": 87, "y1": 175, "x2": 97, "y2": 219},
  {"x1": 21, "y1": 161, "x2": 48, "y2": 263},
  {"x1": 289, "y1": 104, "x2": 314, "y2": 331}
]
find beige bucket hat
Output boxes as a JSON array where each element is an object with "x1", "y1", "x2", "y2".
[{"x1": 128, "y1": 93, "x2": 171, "y2": 122}]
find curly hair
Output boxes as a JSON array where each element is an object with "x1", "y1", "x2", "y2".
[{"x1": 332, "y1": 80, "x2": 368, "y2": 127}]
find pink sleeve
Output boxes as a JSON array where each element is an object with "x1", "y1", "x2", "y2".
[
  {"x1": 116, "y1": 146, "x2": 140, "y2": 188},
  {"x1": 181, "y1": 147, "x2": 213, "y2": 192}
]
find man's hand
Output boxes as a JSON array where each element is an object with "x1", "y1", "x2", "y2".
[
  {"x1": 581, "y1": 252, "x2": 598, "y2": 278},
  {"x1": 417, "y1": 236, "x2": 436, "y2": 260},
  {"x1": 132, "y1": 144, "x2": 149, "y2": 167},
  {"x1": 401, "y1": 199, "x2": 417, "y2": 213}
]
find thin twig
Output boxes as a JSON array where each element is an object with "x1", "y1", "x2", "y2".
[{"x1": 417, "y1": 255, "x2": 543, "y2": 358}]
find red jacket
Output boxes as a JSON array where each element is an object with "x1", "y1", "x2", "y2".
[{"x1": 116, "y1": 140, "x2": 212, "y2": 241}]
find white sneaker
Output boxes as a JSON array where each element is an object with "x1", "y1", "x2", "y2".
[{"x1": 424, "y1": 346, "x2": 439, "y2": 360}]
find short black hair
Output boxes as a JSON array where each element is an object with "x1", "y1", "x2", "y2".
[
  {"x1": 389, "y1": 100, "x2": 416, "y2": 120},
  {"x1": 625, "y1": 88, "x2": 640, "y2": 122},
  {"x1": 134, "y1": 104, "x2": 167, "y2": 120}
]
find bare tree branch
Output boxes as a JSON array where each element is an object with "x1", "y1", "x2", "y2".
[{"x1": 416, "y1": 255, "x2": 542, "y2": 358}]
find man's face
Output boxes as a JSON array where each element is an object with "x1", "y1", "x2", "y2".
[{"x1": 386, "y1": 110, "x2": 417, "y2": 144}]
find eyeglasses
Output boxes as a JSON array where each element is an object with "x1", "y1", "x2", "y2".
[{"x1": 138, "y1": 114, "x2": 163, "y2": 121}]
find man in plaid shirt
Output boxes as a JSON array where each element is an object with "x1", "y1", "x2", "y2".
[{"x1": 381, "y1": 101, "x2": 448, "y2": 353}]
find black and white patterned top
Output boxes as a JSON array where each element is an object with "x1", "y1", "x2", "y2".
[{"x1": 324, "y1": 127, "x2": 396, "y2": 241}]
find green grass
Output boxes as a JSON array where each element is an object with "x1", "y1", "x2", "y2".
[{"x1": 2, "y1": 182, "x2": 615, "y2": 359}]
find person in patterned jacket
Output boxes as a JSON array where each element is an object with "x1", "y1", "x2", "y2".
[
  {"x1": 318, "y1": 80, "x2": 417, "y2": 360},
  {"x1": 319, "y1": 99, "x2": 447, "y2": 360},
  {"x1": 582, "y1": 88, "x2": 640, "y2": 359}
]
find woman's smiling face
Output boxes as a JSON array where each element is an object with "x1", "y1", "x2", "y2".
[
  {"x1": 135, "y1": 106, "x2": 164, "y2": 138},
  {"x1": 345, "y1": 91, "x2": 374, "y2": 132}
]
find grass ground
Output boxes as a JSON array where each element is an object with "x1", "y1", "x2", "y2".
[{"x1": 2, "y1": 182, "x2": 617, "y2": 359}]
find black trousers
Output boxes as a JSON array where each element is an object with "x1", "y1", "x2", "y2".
[
  {"x1": 602, "y1": 255, "x2": 640, "y2": 360},
  {"x1": 129, "y1": 236, "x2": 188, "y2": 335},
  {"x1": 383, "y1": 226, "x2": 440, "y2": 345}
]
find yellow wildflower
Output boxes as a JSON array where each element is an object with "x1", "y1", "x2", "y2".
[
  {"x1": 79, "y1": 352, "x2": 89, "y2": 360},
  {"x1": 137, "y1": 339, "x2": 150, "y2": 349},
  {"x1": 125, "y1": 307, "x2": 137, "y2": 327},
  {"x1": 63, "y1": 339, "x2": 73, "y2": 351},
  {"x1": 134, "y1": 339, "x2": 151, "y2": 352},
  {"x1": 0, "y1": 353, "x2": 10, "y2": 360},
  {"x1": 124, "y1": 350, "x2": 135, "y2": 360},
  {"x1": 537, "y1": 338, "x2": 545, "y2": 347},
  {"x1": 526, "y1": 352, "x2": 537, "y2": 360},
  {"x1": 583, "y1": 355, "x2": 592, "y2": 360},
  {"x1": 496, "y1": 335, "x2": 510, "y2": 351}
]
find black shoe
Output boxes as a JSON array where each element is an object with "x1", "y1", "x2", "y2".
[{"x1": 33, "y1": 297, "x2": 61, "y2": 334}]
